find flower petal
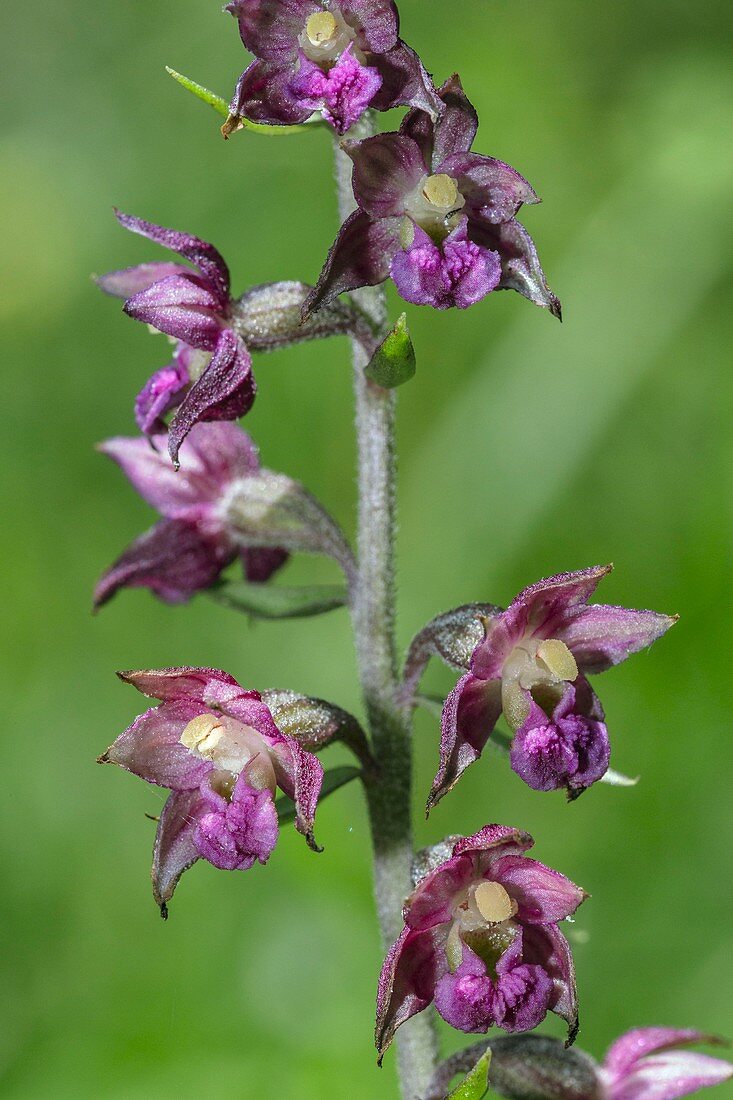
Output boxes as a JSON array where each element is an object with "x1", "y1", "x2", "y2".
[
  {"x1": 194, "y1": 773, "x2": 279, "y2": 871},
  {"x1": 229, "y1": 58, "x2": 314, "y2": 127},
  {"x1": 392, "y1": 218, "x2": 500, "y2": 311},
  {"x1": 341, "y1": 0, "x2": 399, "y2": 53},
  {"x1": 93, "y1": 519, "x2": 227, "y2": 608},
  {"x1": 225, "y1": 0, "x2": 316, "y2": 61},
  {"x1": 439, "y1": 151, "x2": 538, "y2": 223},
  {"x1": 241, "y1": 546, "x2": 289, "y2": 583},
  {"x1": 304, "y1": 209, "x2": 400, "y2": 316},
  {"x1": 522, "y1": 922, "x2": 579, "y2": 1044},
  {"x1": 346, "y1": 132, "x2": 426, "y2": 218},
  {"x1": 608, "y1": 1053, "x2": 733, "y2": 1100},
  {"x1": 604, "y1": 1030, "x2": 730, "y2": 1079},
  {"x1": 434, "y1": 945, "x2": 494, "y2": 1033},
  {"x1": 98, "y1": 698, "x2": 212, "y2": 789},
  {"x1": 406, "y1": 851, "x2": 477, "y2": 929},
  {"x1": 134, "y1": 359, "x2": 191, "y2": 437},
  {"x1": 115, "y1": 211, "x2": 230, "y2": 308},
  {"x1": 268, "y1": 734, "x2": 324, "y2": 850},
  {"x1": 428, "y1": 673, "x2": 502, "y2": 813},
  {"x1": 152, "y1": 788, "x2": 207, "y2": 915},
  {"x1": 123, "y1": 273, "x2": 223, "y2": 348},
  {"x1": 168, "y1": 329, "x2": 256, "y2": 467},
  {"x1": 491, "y1": 855, "x2": 586, "y2": 923},
  {"x1": 290, "y1": 47, "x2": 382, "y2": 134},
  {"x1": 376, "y1": 925, "x2": 448, "y2": 1061},
  {"x1": 557, "y1": 605, "x2": 678, "y2": 675},
  {"x1": 431, "y1": 74, "x2": 479, "y2": 166},
  {"x1": 469, "y1": 216, "x2": 562, "y2": 318},
  {"x1": 471, "y1": 566, "x2": 613, "y2": 680},
  {"x1": 118, "y1": 666, "x2": 260, "y2": 708},
  {"x1": 371, "y1": 40, "x2": 443, "y2": 119},
  {"x1": 96, "y1": 262, "x2": 190, "y2": 299}
]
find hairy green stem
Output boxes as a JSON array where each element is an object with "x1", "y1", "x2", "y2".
[{"x1": 333, "y1": 120, "x2": 438, "y2": 1098}]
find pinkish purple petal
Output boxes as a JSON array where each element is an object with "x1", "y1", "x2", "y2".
[
  {"x1": 267, "y1": 734, "x2": 324, "y2": 850},
  {"x1": 96, "y1": 262, "x2": 190, "y2": 299},
  {"x1": 428, "y1": 673, "x2": 502, "y2": 812},
  {"x1": 226, "y1": 0, "x2": 317, "y2": 61},
  {"x1": 608, "y1": 1053, "x2": 733, "y2": 1100},
  {"x1": 304, "y1": 209, "x2": 400, "y2": 316},
  {"x1": 470, "y1": 216, "x2": 562, "y2": 318},
  {"x1": 134, "y1": 359, "x2": 190, "y2": 436},
  {"x1": 98, "y1": 698, "x2": 212, "y2": 789},
  {"x1": 167, "y1": 329, "x2": 256, "y2": 467},
  {"x1": 123, "y1": 274, "x2": 224, "y2": 349},
  {"x1": 510, "y1": 687, "x2": 610, "y2": 794},
  {"x1": 391, "y1": 219, "x2": 501, "y2": 311},
  {"x1": 340, "y1": 0, "x2": 399, "y2": 53},
  {"x1": 376, "y1": 925, "x2": 449, "y2": 1061},
  {"x1": 194, "y1": 773, "x2": 279, "y2": 871},
  {"x1": 453, "y1": 825, "x2": 535, "y2": 864},
  {"x1": 430, "y1": 74, "x2": 479, "y2": 167},
  {"x1": 93, "y1": 519, "x2": 228, "y2": 608},
  {"x1": 371, "y1": 40, "x2": 442, "y2": 119},
  {"x1": 346, "y1": 132, "x2": 427, "y2": 218},
  {"x1": 439, "y1": 151, "x2": 539, "y2": 223},
  {"x1": 115, "y1": 211, "x2": 230, "y2": 308},
  {"x1": 289, "y1": 46, "x2": 382, "y2": 134},
  {"x1": 492, "y1": 855, "x2": 586, "y2": 924},
  {"x1": 471, "y1": 566, "x2": 614, "y2": 680},
  {"x1": 152, "y1": 788, "x2": 207, "y2": 915},
  {"x1": 230, "y1": 58, "x2": 314, "y2": 127},
  {"x1": 604, "y1": 1030, "x2": 729, "y2": 1079},
  {"x1": 118, "y1": 666, "x2": 260, "y2": 708},
  {"x1": 406, "y1": 851, "x2": 476, "y2": 930},
  {"x1": 241, "y1": 546, "x2": 289, "y2": 583},
  {"x1": 522, "y1": 922, "x2": 579, "y2": 1043},
  {"x1": 434, "y1": 946, "x2": 494, "y2": 1032},
  {"x1": 557, "y1": 605, "x2": 678, "y2": 675}
]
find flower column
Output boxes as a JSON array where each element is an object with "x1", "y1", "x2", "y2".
[{"x1": 333, "y1": 113, "x2": 438, "y2": 1095}]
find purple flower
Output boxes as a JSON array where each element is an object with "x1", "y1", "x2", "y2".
[
  {"x1": 376, "y1": 825, "x2": 586, "y2": 1060},
  {"x1": 599, "y1": 1028, "x2": 733, "y2": 1099},
  {"x1": 99, "y1": 667, "x2": 324, "y2": 914},
  {"x1": 305, "y1": 76, "x2": 559, "y2": 315},
  {"x1": 431, "y1": 565, "x2": 676, "y2": 808},
  {"x1": 98, "y1": 212, "x2": 256, "y2": 466},
  {"x1": 225, "y1": 0, "x2": 441, "y2": 136},
  {"x1": 94, "y1": 421, "x2": 287, "y2": 608}
]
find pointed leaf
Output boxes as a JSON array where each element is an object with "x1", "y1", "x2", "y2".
[
  {"x1": 275, "y1": 765, "x2": 362, "y2": 824},
  {"x1": 447, "y1": 1049, "x2": 491, "y2": 1100},
  {"x1": 209, "y1": 581, "x2": 347, "y2": 620},
  {"x1": 364, "y1": 313, "x2": 416, "y2": 388},
  {"x1": 165, "y1": 67, "x2": 313, "y2": 135}
]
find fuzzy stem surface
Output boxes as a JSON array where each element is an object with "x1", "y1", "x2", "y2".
[{"x1": 333, "y1": 119, "x2": 438, "y2": 1098}]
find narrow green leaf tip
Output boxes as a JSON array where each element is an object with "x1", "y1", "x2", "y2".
[
  {"x1": 446, "y1": 1049, "x2": 492, "y2": 1100},
  {"x1": 365, "y1": 313, "x2": 416, "y2": 389},
  {"x1": 165, "y1": 67, "x2": 229, "y2": 118},
  {"x1": 208, "y1": 581, "x2": 348, "y2": 620}
]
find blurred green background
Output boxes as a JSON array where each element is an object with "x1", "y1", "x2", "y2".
[{"x1": 2, "y1": 0, "x2": 732, "y2": 1096}]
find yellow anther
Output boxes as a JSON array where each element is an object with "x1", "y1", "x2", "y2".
[
  {"x1": 422, "y1": 174, "x2": 460, "y2": 210},
  {"x1": 305, "y1": 10, "x2": 338, "y2": 45},
  {"x1": 536, "y1": 639, "x2": 578, "y2": 682},
  {"x1": 474, "y1": 881, "x2": 517, "y2": 924},
  {"x1": 180, "y1": 714, "x2": 224, "y2": 758}
]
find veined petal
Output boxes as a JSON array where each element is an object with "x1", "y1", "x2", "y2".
[
  {"x1": 376, "y1": 925, "x2": 448, "y2": 1061},
  {"x1": 152, "y1": 788, "x2": 207, "y2": 915},
  {"x1": 98, "y1": 698, "x2": 212, "y2": 789},
  {"x1": 522, "y1": 922, "x2": 579, "y2": 1044},
  {"x1": 392, "y1": 218, "x2": 500, "y2": 311},
  {"x1": 115, "y1": 211, "x2": 230, "y2": 308},
  {"x1": 304, "y1": 210, "x2": 400, "y2": 316},
  {"x1": 427, "y1": 673, "x2": 502, "y2": 813},
  {"x1": 168, "y1": 329, "x2": 256, "y2": 467},
  {"x1": 405, "y1": 851, "x2": 476, "y2": 929},
  {"x1": 491, "y1": 855, "x2": 587, "y2": 924},
  {"x1": 93, "y1": 519, "x2": 227, "y2": 607},
  {"x1": 96, "y1": 262, "x2": 190, "y2": 299},
  {"x1": 557, "y1": 605, "x2": 678, "y2": 674},
  {"x1": 608, "y1": 1053, "x2": 733, "y2": 1100},
  {"x1": 229, "y1": 58, "x2": 314, "y2": 127},
  {"x1": 604, "y1": 1030, "x2": 729, "y2": 1079},
  {"x1": 340, "y1": 0, "x2": 399, "y2": 53},
  {"x1": 439, "y1": 151, "x2": 539, "y2": 223},
  {"x1": 371, "y1": 40, "x2": 442, "y2": 119},
  {"x1": 268, "y1": 734, "x2": 324, "y2": 850},
  {"x1": 346, "y1": 132, "x2": 426, "y2": 218},
  {"x1": 118, "y1": 666, "x2": 261, "y2": 709},
  {"x1": 123, "y1": 274, "x2": 223, "y2": 348},
  {"x1": 430, "y1": 74, "x2": 478, "y2": 167},
  {"x1": 470, "y1": 216, "x2": 562, "y2": 318},
  {"x1": 134, "y1": 360, "x2": 190, "y2": 437},
  {"x1": 225, "y1": 0, "x2": 316, "y2": 61}
]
